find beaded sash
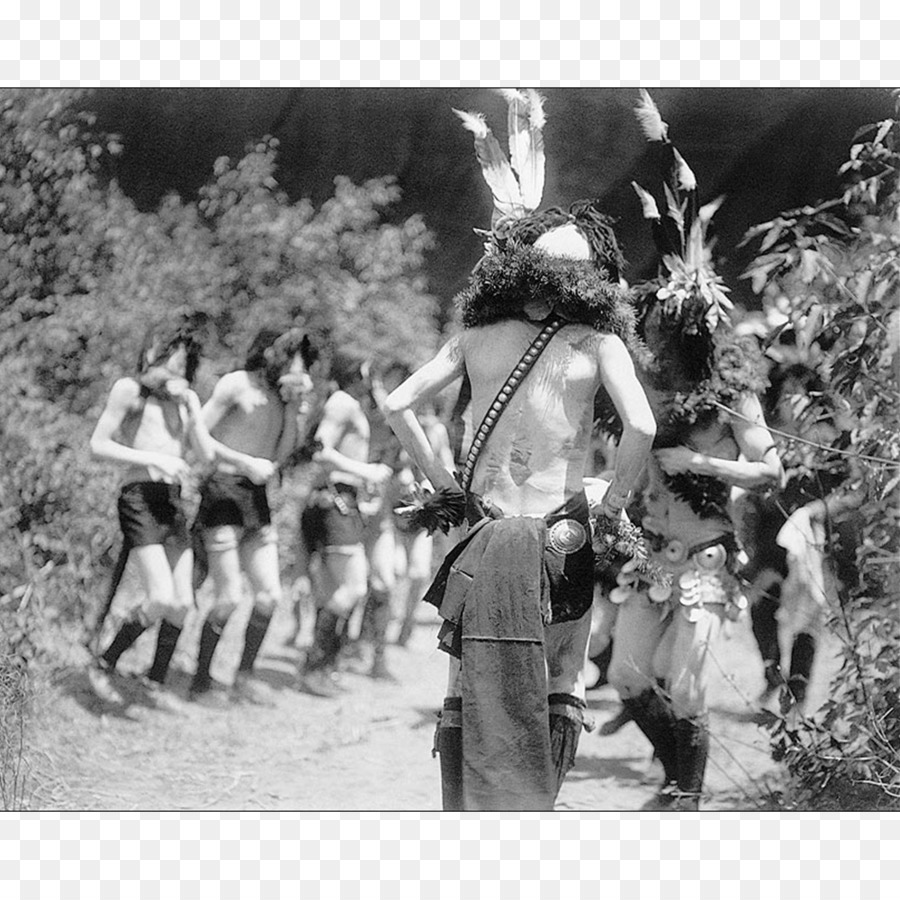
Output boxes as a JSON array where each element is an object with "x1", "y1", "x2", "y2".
[{"x1": 459, "y1": 317, "x2": 564, "y2": 492}]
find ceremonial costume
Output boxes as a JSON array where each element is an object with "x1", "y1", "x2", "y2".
[
  {"x1": 400, "y1": 91, "x2": 652, "y2": 810},
  {"x1": 197, "y1": 472, "x2": 276, "y2": 550},
  {"x1": 606, "y1": 91, "x2": 777, "y2": 810},
  {"x1": 300, "y1": 482, "x2": 366, "y2": 554},
  {"x1": 118, "y1": 480, "x2": 190, "y2": 549}
]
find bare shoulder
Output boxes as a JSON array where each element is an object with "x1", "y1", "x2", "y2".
[
  {"x1": 587, "y1": 330, "x2": 625, "y2": 351},
  {"x1": 106, "y1": 377, "x2": 142, "y2": 411},
  {"x1": 214, "y1": 369, "x2": 251, "y2": 396},
  {"x1": 323, "y1": 390, "x2": 360, "y2": 421},
  {"x1": 562, "y1": 329, "x2": 629, "y2": 368},
  {"x1": 443, "y1": 333, "x2": 465, "y2": 362}
]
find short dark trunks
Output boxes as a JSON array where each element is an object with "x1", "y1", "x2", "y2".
[
  {"x1": 300, "y1": 483, "x2": 365, "y2": 553},
  {"x1": 118, "y1": 481, "x2": 189, "y2": 548},
  {"x1": 197, "y1": 473, "x2": 271, "y2": 531}
]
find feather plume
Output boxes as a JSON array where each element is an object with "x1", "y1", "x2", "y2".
[
  {"x1": 662, "y1": 183, "x2": 685, "y2": 236},
  {"x1": 522, "y1": 89, "x2": 546, "y2": 209},
  {"x1": 686, "y1": 196, "x2": 725, "y2": 270},
  {"x1": 635, "y1": 89, "x2": 668, "y2": 142},
  {"x1": 526, "y1": 89, "x2": 546, "y2": 129},
  {"x1": 673, "y1": 148, "x2": 697, "y2": 192},
  {"x1": 500, "y1": 88, "x2": 531, "y2": 191},
  {"x1": 495, "y1": 88, "x2": 546, "y2": 212},
  {"x1": 454, "y1": 108, "x2": 524, "y2": 220},
  {"x1": 685, "y1": 216, "x2": 705, "y2": 270},
  {"x1": 632, "y1": 181, "x2": 661, "y2": 220},
  {"x1": 698, "y1": 195, "x2": 725, "y2": 225},
  {"x1": 394, "y1": 487, "x2": 466, "y2": 535},
  {"x1": 499, "y1": 89, "x2": 529, "y2": 168}
]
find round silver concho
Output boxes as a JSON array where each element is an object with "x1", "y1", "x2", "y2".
[{"x1": 547, "y1": 519, "x2": 587, "y2": 554}]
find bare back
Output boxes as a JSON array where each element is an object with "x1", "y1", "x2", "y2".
[{"x1": 463, "y1": 320, "x2": 605, "y2": 516}]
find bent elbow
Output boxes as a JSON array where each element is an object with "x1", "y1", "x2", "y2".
[
  {"x1": 769, "y1": 462, "x2": 787, "y2": 491},
  {"x1": 760, "y1": 450, "x2": 785, "y2": 490},
  {"x1": 629, "y1": 413, "x2": 657, "y2": 443},
  {"x1": 382, "y1": 390, "x2": 408, "y2": 423}
]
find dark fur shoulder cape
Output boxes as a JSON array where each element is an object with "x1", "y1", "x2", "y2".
[
  {"x1": 455, "y1": 246, "x2": 638, "y2": 347},
  {"x1": 648, "y1": 329, "x2": 770, "y2": 519}
]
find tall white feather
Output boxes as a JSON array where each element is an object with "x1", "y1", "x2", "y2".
[
  {"x1": 498, "y1": 88, "x2": 545, "y2": 212},
  {"x1": 453, "y1": 108, "x2": 524, "y2": 220},
  {"x1": 673, "y1": 148, "x2": 697, "y2": 191},
  {"x1": 522, "y1": 89, "x2": 546, "y2": 210},
  {"x1": 631, "y1": 181, "x2": 661, "y2": 220},
  {"x1": 634, "y1": 89, "x2": 668, "y2": 142},
  {"x1": 499, "y1": 88, "x2": 529, "y2": 181}
]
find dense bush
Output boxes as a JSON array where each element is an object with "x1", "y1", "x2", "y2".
[
  {"x1": 742, "y1": 94, "x2": 899, "y2": 809},
  {"x1": 0, "y1": 89, "x2": 443, "y2": 806}
]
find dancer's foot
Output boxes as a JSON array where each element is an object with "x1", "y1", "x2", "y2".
[
  {"x1": 142, "y1": 678, "x2": 185, "y2": 713},
  {"x1": 368, "y1": 658, "x2": 399, "y2": 683},
  {"x1": 296, "y1": 669, "x2": 342, "y2": 698},
  {"x1": 188, "y1": 678, "x2": 230, "y2": 708},
  {"x1": 87, "y1": 660, "x2": 124, "y2": 705},
  {"x1": 230, "y1": 673, "x2": 275, "y2": 707}
]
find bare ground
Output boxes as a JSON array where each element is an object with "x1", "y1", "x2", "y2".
[{"x1": 25, "y1": 589, "x2": 838, "y2": 812}]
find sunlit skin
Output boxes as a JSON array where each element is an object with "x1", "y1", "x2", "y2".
[
  {"x1": 202, "y1": 351, "x2": 316, "y2": 484},
  {"x1": 306, "y1": 375, "x2": 393, "y2": 619},
  {"x1": 89, "y1": 344, "x2": 215, "y2": 627},
  {"x1": 384, "y1": 314, "x2": 657, "y2": 700},
  {"x1": 608, "y1": 378, "x2": 785, "y2": 719},
  {"x1": 198, "y1": 350, "x2": 317, "y2": 646}
]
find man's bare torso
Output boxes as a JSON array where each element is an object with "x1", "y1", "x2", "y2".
[
  {"x1": 320, "y1": 389, "x2": 371, "y2": 487},
  {"x1": 644, "y1": 416, "x2": 740, "y2": 539},
  {"x1": 462, "y1": 320, "x2": 604, "y2": 517},
  {"x1": 212, "y1": 371, "x2": 285, "y2": 469},
  {"x1": 116, "y1": 382, "x2": 187, "y2": 484}
]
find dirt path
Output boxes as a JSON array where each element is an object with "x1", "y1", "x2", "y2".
[{"x1": 28, "y1": 595, "x2": 836, "y2": 811}]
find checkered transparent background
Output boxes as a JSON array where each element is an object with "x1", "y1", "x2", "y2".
[
  {"x1": 2, "y1": 813, "x2": 898, "y2": 897},
  {"x1": 0, "y1": 0, "x2": 897, "y2": 84},
  {"x1": 1, "y1": 0, "x2": 898, "y2": 895}
]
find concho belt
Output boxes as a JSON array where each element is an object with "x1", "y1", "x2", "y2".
[{"x1": 547, "y1": 518, "x2": 588, "y2": 554}]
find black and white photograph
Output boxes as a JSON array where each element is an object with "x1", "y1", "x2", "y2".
[{"x1": 0, "y1": 85, "x2": 897, "y2": 821}]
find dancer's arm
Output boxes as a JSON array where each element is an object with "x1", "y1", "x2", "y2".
[{"x1": 383, "y1": 337, "x2": 466, "y2": 493}]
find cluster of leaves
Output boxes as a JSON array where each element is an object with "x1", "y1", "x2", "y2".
[
  {"x1": 743, "y1": 92, "x2": 900, "y2": 808},
  {"x1": 0, "y1": 89, "x2": 442, "y2": 684},
  {"x1": 591, "y1": 512, "x2": 671, "y2": 589}
]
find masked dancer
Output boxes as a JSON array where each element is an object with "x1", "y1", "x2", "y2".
[
  {"x1": 88, "y1": 316, "x2": 214, "y2": 706},
  {"x1": 384, "y1": 90, "x2": 657, "y2": 810},
  {"x1": 187, "y1": 327, "x2": 317, "y2": 704},
  {"x1": 606, "y1": 92, "x2": 784, "y2": 810}
]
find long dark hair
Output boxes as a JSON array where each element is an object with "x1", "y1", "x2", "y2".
[
  {"x1": 137, "y1": 312, "x2": 209, "y2": 386},
  {"x1": 496, "y1": 200, "x2": 626, "y2": 282},
  {"x1": 245, "y1": 327, "x2": 318, "y2": 389}
]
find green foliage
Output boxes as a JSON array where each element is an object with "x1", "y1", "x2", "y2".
[{"x1": 742, "y1": 91, "x2": 900, "y2": 809}]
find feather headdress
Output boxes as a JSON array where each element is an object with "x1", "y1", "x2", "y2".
[
  {"x1": 631, "y1": 89, "x2": 733, "y2": 336},
  {"x1": 455, "y1": 92, "x2": 627, "y2": 281},
  {"x1": 454, "y1": 88, "x2": 547, "y2": 230}
]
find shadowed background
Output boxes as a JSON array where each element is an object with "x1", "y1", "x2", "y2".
[{"x1": 88, "y1": 87, "x2": 893, "y2": 318}]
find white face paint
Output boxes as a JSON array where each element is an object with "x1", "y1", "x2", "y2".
[{"x1": 532, "y1": 223, "x2": 592, "y2": 261}]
